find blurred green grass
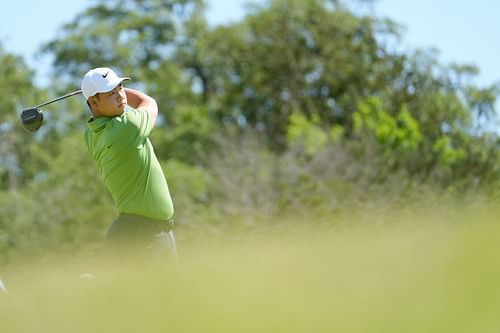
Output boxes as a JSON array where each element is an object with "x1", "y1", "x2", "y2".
[{"x1": 1, "y1": 204, "x2": 500, "y2": 333}]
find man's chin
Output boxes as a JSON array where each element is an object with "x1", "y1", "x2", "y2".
[{"x1": 117, "y1": 105, "x2": 127, "y2": 113}]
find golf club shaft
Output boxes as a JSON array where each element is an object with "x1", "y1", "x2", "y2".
[{"x1": 35, "y1": 90, "x2": 83, "y2": 108}]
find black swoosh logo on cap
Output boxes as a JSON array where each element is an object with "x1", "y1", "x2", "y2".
[{"x1": 102, "y1": 71, "x2": 110, "y2": 78}]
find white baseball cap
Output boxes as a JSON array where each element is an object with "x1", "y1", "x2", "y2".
[{"x1": 81, "y1": 67, "x2": 130, "y2": 99}]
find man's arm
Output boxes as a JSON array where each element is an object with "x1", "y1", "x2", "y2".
[{"x1": 124, "y1": 88, "x2": 158, "y2": 126}]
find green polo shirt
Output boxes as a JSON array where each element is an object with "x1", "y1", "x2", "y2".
[{"x1": 84, "y1": 107, "x2": 174, "y2": 221}]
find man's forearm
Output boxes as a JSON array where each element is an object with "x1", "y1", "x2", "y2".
[
  {"x1": 125, "y1": 88, "x2": 159, "y2": 125},
  {"x1": 125, "y1": 88, "x2": 154, "y2": 109}
]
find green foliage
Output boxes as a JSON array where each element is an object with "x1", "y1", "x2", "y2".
[
  {"x1": 432, "y1": 135, "x2": 466, "y2": 167},
  {"x1": 160, "y1": 158, "x2": 212, "y2": 223},
  {"x1": 287, "y1": 113, "x2": 330, "y2": 155},
  {"x1": 152, "y1": 104, "x2": 217, "y2": 164},
  {"x1": 0, "y1": 45, "x2": 38, "y2": 123},
  {"x1": 179, "y1": 0, "x2": 405, "y2": 148},
  {"x1": 0, "y1": 45, "x2": 48, "y2": 192},
  {"x1": 0, "y1": 131, "x2": 114, "y2": 255},
  {"x1": 41, "y1": 0, "x2": 204, "y2": 81},
  {"x1": 354, "y1": 96, "x2": 421, "y2": 152}
]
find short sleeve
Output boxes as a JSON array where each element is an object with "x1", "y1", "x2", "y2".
[{"x1": 122, "y1": 107, "x2": 154, "y2": 139}]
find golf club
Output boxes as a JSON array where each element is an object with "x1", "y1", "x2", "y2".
[{"x1": 20, "y1": 90, "x2": 82, "y2": 132}]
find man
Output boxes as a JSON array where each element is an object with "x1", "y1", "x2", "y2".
[{"x1": 81, "y1": 67, "x2": 176, "y2": 258}]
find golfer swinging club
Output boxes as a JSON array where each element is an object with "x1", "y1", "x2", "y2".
[{"x1": 81, "y1": 67, "x2": 176, "y2": 258}]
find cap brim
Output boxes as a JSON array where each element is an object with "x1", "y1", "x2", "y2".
[
  {"x1": 117, "y1": 77, "x2": 130, "y2": 86},
  {"x1": 98, "y1": 77, "x2": 130, "y2": 94}
]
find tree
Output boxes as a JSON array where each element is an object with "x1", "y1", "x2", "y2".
[
  {"x1": 178, "y1": 0, "x2": 412, "y2": 149},
  {"x1": 39, "y1": 0, "x2": 500, "y2": 192},
  {"x1": 41, "y1": 0, "x2": 204, "y2": 83},
  {"x1": 0, "y1": 45, "x2": 46, "y2": 191}
]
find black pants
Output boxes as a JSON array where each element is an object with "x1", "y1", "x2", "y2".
[{"x1": 106, "y1": 213, "x2": 177, "y2": 259}]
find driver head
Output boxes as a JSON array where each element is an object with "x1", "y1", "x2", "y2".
[{"x1": 21, "y1": 108, "x2": 43, "y2": 132}]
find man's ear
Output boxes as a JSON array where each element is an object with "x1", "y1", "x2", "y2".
[{"x1": 89, "y1": 95, "x2": 99, "y2": 107}]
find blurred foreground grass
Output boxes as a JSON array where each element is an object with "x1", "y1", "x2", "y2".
[{"x1": 1, "y1": 203, "x2": 500, "y2": 333}]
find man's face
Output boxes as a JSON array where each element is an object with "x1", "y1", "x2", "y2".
[{"x1": 90, "y1": 84, "x2": 127, "y2": 117}]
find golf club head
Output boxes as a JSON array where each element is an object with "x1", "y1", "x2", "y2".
[{"x1": 21, "y1": 107, "x2": 43, "y2": 132}]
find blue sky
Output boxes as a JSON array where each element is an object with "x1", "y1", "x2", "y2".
[{"x1": 0, "y1": 0, "x2": 498, "y2": 88}]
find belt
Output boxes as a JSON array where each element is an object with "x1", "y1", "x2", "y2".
[{"x1": 118, "y1": 213, "x2": 174, "y2": 232}]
